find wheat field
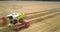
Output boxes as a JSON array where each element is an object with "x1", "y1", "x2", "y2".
[{"x1": 0, "y1": 1, "x2": 60, "y2": 32}]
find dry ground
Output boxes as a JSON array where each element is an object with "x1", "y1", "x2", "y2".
[{"x1": 0, "y1": 1, "x2": 60, "y2": 32}]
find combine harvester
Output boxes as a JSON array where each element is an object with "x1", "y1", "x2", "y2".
[{"x1": 1, "y1": 13, "x2": 30, "y2": 30}]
